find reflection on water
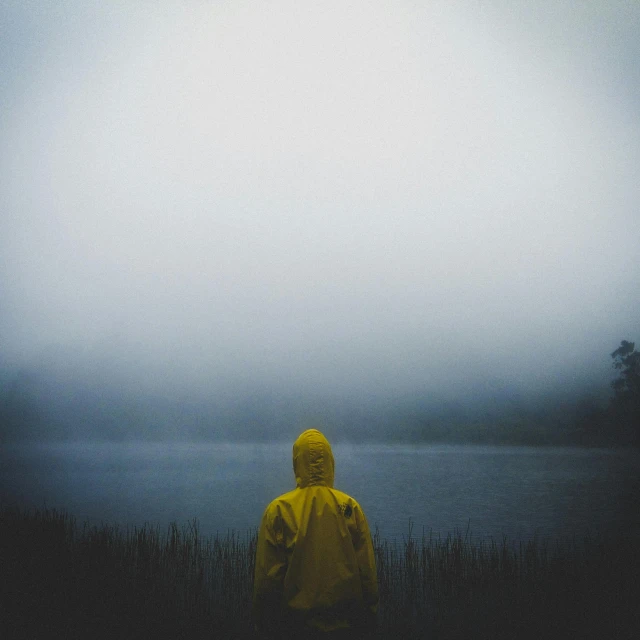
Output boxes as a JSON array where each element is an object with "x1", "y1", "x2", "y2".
[{"x1": 2, "y1": 442, "x2": 639, "y2": 542}]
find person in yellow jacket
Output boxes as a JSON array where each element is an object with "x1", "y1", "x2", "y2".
[{"x1": 253, "y1": 429, "x2": 378, "y2": 639}]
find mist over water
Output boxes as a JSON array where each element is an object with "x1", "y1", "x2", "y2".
[{"x1": 1, "y1": 1, "x2": 639, "y2": 442}]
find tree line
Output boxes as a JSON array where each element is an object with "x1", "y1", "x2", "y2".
[{"x1": 608, "y1": 339, "x2": 640, "y2": 443}]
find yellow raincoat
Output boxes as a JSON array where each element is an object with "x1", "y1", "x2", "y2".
[{"x1": 253, "y1": 429, "x2": 378, "y2": 635}]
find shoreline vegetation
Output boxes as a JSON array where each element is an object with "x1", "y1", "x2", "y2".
[{"x1": 2, "y1": 506, "x2": 638, "y2": 639}]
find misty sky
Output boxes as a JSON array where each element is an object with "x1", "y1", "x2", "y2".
[{"x1": 1, "y1": 0, "x2": 639, "y2": 402}]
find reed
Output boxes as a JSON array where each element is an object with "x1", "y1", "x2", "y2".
[{"x1": 1, "y1": 505, "x2": 637, "y2": 639}]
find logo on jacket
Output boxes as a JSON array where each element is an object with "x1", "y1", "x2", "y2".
[{"x1": 341, "y1": 503, "x2": 353, "y2": 518}]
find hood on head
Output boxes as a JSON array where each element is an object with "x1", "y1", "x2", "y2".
[{"x1": 293, "y1": 429, "x2": 335, "y2": 488}]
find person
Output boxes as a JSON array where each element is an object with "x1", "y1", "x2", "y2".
[{"x1": 253, "y1": 428, "x2": 378, "y2": 639}]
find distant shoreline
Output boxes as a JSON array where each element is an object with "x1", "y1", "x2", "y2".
[{"x1": 3, "y1": 434, "x2": 638, "y2": 448}]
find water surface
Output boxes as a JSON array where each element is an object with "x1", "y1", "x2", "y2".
[{"x1": 2, "y1": 442, "x2": 638, "y2": 542}]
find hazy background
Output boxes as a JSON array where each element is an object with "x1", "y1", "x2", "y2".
[{"x1": 1, "y1": 0, "x2": 639, "y2": 443}]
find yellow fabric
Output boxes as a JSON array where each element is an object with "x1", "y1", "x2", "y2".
[{"x1": 253, "y1": 429, "x2": 378, "y2": 633}]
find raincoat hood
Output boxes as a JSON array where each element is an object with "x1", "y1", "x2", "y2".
[{"x1": 293, "y1": 429, "x2": 335, "y2": 488}]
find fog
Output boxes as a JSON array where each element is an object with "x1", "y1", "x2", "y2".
[{"x1": 1, "y1": 1, "x2": 639, "y2": 440}]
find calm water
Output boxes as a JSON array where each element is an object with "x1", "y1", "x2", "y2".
[{"x1": 1, "y1": 442, "x2": 639, "y2": 542}]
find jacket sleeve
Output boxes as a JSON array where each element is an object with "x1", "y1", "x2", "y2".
[
  {"x1": 353, "y1": 502, "x2": 379, "y2": 616},
  {"x1": 253, "y1": 504, "x2": 288, "y2": 633}
]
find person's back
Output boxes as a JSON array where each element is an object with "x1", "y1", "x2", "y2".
[{"x1": 253, "y1": 429, "x2": 378, "y2": 638}]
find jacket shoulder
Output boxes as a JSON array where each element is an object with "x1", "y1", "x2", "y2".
[
  {"x1": 262, "y1": 489, "x2": 299, "y2": 520},
  {"x1": 267, "y1": 488, "x2": 298, "y2": 507},
  {"x1": 330, "y1": 489, "x2": 372, "y2": 531},
  {"x1": 330, "y1": 488, "x2": 360, "y2": 508}
]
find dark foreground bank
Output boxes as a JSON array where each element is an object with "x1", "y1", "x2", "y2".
[{"x1": 1, "y1": 505, "x2": 638, "y2": 640}]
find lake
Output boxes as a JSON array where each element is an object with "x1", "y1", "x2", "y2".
[{"x1": 2, "y1": 441, "x2": 639, "y2": 542}]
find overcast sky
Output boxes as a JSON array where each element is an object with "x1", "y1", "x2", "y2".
[{"x1": 1, "y1": 0, "x2": 639, "y2": 401}]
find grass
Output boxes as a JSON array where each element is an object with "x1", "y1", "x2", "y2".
[
  {"x1": 1, "y1": 505, "x2": 638, "y2": 639},
  {"x1": 374, "y1": 522, "x2": 639, "y2": 639}
]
